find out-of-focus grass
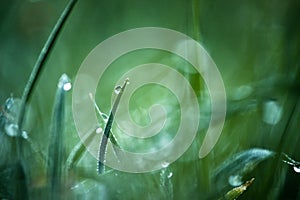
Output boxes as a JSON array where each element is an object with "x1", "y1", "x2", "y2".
[{"x1": 0, "y1": 0, "x2": 299, "y2": 199}]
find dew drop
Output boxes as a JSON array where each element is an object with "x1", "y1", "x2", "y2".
[
  {"x1": 58, "y1": 74, "x2": 72, "y2": 91},
  {"x1": 96, "y1": 127, "x2": 103, "y2": 134},
  {"x1": 5, "y1": 123, "x2": 19, "y2": 137},
  {"x1": 293, "y1": 165, "x2": 300, "y2": 173},
  {"x1": 22, "y1": 131, "x2": 28, "y2": 139},
  {"x1": 167, "y1": 172, "x2": 173, "y2": 178},
  {"x1": 57, "y1": 74, "x2": 72, "y2": 91},
  {"x1": 114, "y1": 86, "x2": 122, "y2": 94},
  {"x1": 161, "y1": 162, "x2": 170, "y2": 168},
  {"x1": 263, "y1": 100, "x2": 282, "y2": 125},
  {"x1": 228, "y1": 175, "x2": 243, "y2": 187},
  {"x1": 63, "y1": 82, "x2": 72, "y2": 91}
]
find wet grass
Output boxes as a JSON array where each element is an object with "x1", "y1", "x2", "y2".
[{"x1": 0, "y1": 0, "x2": 300, "y2": 199}]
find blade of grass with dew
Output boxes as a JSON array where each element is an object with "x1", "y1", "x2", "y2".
[
  {"x1": 0, "y1": 1, "x2": 78, "y2": 198},
  {"x1": 17, "y1": 0, "x2": 78, "y2": 140},
  {"x1": 66, "y1": 92, "x2": 122, "y2": 172},
  {"x1": 97, "y1": 79, "x2": 129, "y2": 174},
  {"x1": 160, "y1": 166, "x2": 174, "y2": 200},
  {"x1": 0, "y1": 98, "x2": 22, "y2": 164},
  {"x1": 15, "y1": 0, "x2": 79, "y2": 179},
  {"x1": 217, "y1": 178, "x2": 255, "y2": 200},
  {"x1": 213, "y1": 148, "x2": 274, "y2": 194},
  {"x1": 0, "y1": 97, "x2": 30, "y2": 200},
  {"x1": 0, "y1": 97, "x2": 46, "y2": 166},
  {"x1": 281, "y1": 153, "x2": 300, "y2": 173},
  {"x1": 47, "y1": 74, "x2": 71, "y2": 199},
  {"x1": 89, "y1": 92, "x2": 121, "y2": 149}
]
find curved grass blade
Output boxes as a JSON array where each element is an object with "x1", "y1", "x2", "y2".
[
  {"x1": 66, "y1": 92, "x2": 123, "y2": 172},
  {"x1": 213, "y1": 148, "x2": 274, "y2": 193},
  {"x1": 15, "y1": 0, "x2": 78, "y2": 165},
  {"x1": 0, "y1": 1, "x2": 78, "y2": 197},
  {"x1": 47, "y1": 74, "x2": 71, "y2": 199},
  {"x1": 17, "y1": 0, "x2": 78, "y2": 134},
  {"x1": 89, "y1": 92, "x2": 121, "y2": 149},
  {"x1": 97, "y1": 79, "x2": 129, "y2": 174}
]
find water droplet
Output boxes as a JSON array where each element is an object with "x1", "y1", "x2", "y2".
[
  {"x1": 5, "y1": 123, "x2": 19, "y2": 137},
  {"x1": 293, "y1": 165, "x2": 300, "y2": 173},
  {"x1": 114, "y1": 86, "x2": 122, "y2": 94},
  {"x1": 263, "y1": 100, "x2": 282, "y2": 125},
  {"x1": 167, "y1": 172, "x2": 173, "y2": 178},
  {"x1": 228, "y1": 175, "x2": 243, "y2": 187},
  {"x1": 96, "y1": 127, "x2": 103, "y2": 134},
  {"x1": 3, "y1": 97, "x2": 21, "y2": 120},
  {"x1": 63, "y1": 82, "x2": 72, "y2": 91},
  {"x1": 4, "y1": 97, "x2": 14, "y2": 111},
  {"x1": 22, "y1": 131, "x2": 28, "y2": 139},
  {"x1": 58, "y1": 74, "x2": 72, "y2": 91},
  {"x1": 161, "y1": 162, "x2": 170, "y2": 168}
]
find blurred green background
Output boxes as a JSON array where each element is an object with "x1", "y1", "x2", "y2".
[{"x1": 0, "y1": 0, "x2": 299, "y2": 199}]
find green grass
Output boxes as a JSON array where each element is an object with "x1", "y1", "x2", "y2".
[{"x1": 0, "y1": 0, "x2": 299, "y2": 199}]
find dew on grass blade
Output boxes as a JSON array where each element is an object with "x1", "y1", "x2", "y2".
[
  {"x1": 97, "y1": 78, "x2": 129, "y2": 174},
  {"x1": 1, "y1": 97, "x2": 26, "y2": 138},
  {"x1": 213, "y1": 148, "x2": 274, "y2": 194},
  {"x1": 66, "y1": 92, "x2": 113, "y2": 172},
  {"x1": 0, "y1": 0, "x2": 79, "y2": 197},
  {"x1": 89, "y1": 93, "x2": 109, "y2": 124},
  {"x1": 218, "y1": 178, "x2": 255, "y2": 200},
  {"x1": 282, "y1": 153, "x2": 300, "y2": 173},
  {"x1": 114, "y1": 86, "x2": 122, "y2": 94},
  {"x1": 160, "y1": 165, "x2": 174, "y2": 200},
  {"x1": 96, "y1": 127, "x2": 103, "y2": 134},
  {"x1": 58, "y1": 74, "x2": 72, "y2": 90},
  {"x1": 228, "y1": 175, "x2": 243, "y2": 187},
  {"x1": 0, "y1": 97, "x2": 32, "y2": 165},
  {"x1": 161, "y1": 161, "x2": 170, "y2": 168},
  {"x1": 47, "y1": 74, "x2": 71, "y2": 199},
  {"x1": 17, "y1": 0, "x2": 79, "y2": 135},
  {"x1": 0, "y1": 97, "x2": 30, "y2": 199},
  {"x1": 63, "y1": 82, "x2": 72, "y2": 91},
  {"x1": 0, "y1": 97, "x2": 47, "y2": 199},
  {"x1": 293, "y1": 165, "x2": 300, "y2": 173}
]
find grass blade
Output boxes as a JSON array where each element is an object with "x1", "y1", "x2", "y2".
[
  {"x1": 218, "y1": 178, "x2": 255, "y2": 200},
  {"x1": 17, "y1": 0, "x2": 78, "y2": 138},
  {"x1": 213, "y1": 148, "x2": 274, "y2": 194},
  {"x1": 47, "y1": 74, "x2": 71, "y2": 199},
  {"x1": 97, "y1": 79, "x2": 129, "y2": 174}
]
